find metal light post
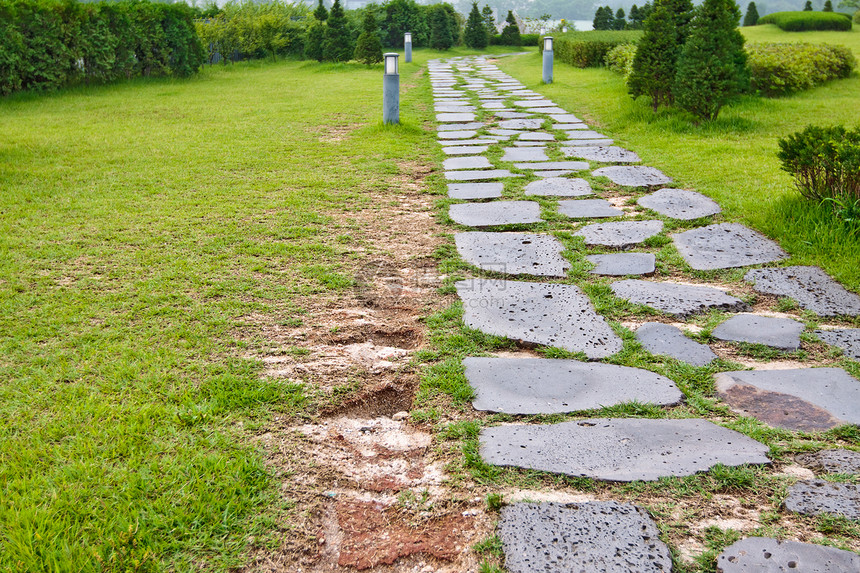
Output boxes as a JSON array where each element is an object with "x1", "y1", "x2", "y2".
[
  {"x1": 542, "y1": 36, "x2": 553, "y2": 84},
  {"x1": 404, "y1": 32, "x2": 412, "y2": 63},
  {"x1": 383, "y1": 53, "x2": 399, "y2": 125}
]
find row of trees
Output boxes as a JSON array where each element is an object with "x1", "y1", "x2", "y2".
[
  {"x1": 464, "y1": 2, "x2": 522, "y2": 47},
  {"x1": 593, "y1": 3, "x2": 654, "y2": 30}
]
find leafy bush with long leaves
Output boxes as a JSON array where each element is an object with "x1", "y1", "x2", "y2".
[
  {"x1": 777, "y1": 125, "x2": 860, "y2": 202},
  {"x1": 747, "y1": 42, "x2": 856, "y2": 96}
]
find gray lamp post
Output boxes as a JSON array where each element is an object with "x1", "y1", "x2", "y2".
[
  {"x1": 542, "y1": 36, "x2": 553, "y2": 84},
  {"x1": 404, "y1": 32, "x2": 412, "y2": 63},
  {"x1": 383, "y1": 53, "x2": 399, "y2": 125}
]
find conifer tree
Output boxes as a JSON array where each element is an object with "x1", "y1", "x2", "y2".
[
  {"x1": 323, "y1": 0, "x2": 352, "y2": 62},
  {"x1": 481, "y1": 4, "x2": 495, "y2": 42},
  {"x1": 614, "y1": 8, "x2": 627, "y2": 29},
  {"x1": 804, "y1": 0, "x2": 813, "y2": 10},
  {"x1": 629, "y1": 4, "x2": 642, "y2": 28},
  {"x1": 464, "y1": 2, "x2": 487, "y2": 48},
  {"x1": 743, "y1": 1, "x2": 760, "y2": 25},
  {"x1": 428, "y1": 3, "x2": 454, "y2": 50},
  {"x1": 305, "y1": 18, "x2": 326, "y2": 61},
  {"x1": 628, "y1": 1, "x2": 680, "y2": 110},
  {"x1": 500, "y1": 10, "x2": 521, "y2": 45},
  {"x1": 824, "y1": 0, "x2": 834, "y2": 11},
  {"x1": 593, "y1": 6, "x2": 614, "y2": 30},
  {"x1": 674, "y1": 0, "x2": 748, "y2": 122},
  {"x1": 354, "y1": 9, "x2": 383, "y2": 64},
  {"x1": 313, "y1": 0, "x2": 328, "y2": 22}
]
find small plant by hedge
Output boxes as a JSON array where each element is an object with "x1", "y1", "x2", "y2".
[
  {"x1": 549, "y1": 30, "x2": 642, "y2": 68},
  {"x1": 747, "y1": 42, "x2": 856, "y2": 96},
  {"x1": 758, "y1": 11, "x2": 853, "y2": 31},
  {"x1": 778, "y1": 125, "x2": 860, "y2": 203},
  {"x1": 605, "y1": 43, "x2": 637, "y2": 81}
]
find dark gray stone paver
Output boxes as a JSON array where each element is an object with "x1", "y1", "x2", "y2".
[
  {"x1": 479, "y1": 418, "x2": 770, "y2": 481},
  {"x1": 499, "y1": 502, "x2": 673, "y2": 573},
  {"x1": 716, "y1": 538, "x2": 860, "y2": 572},
  {"x1": 441, "y1": 145, "x2": 489, "y2": 156},
  {"x1": 558, "y1": 199, "x2": 623, "y2": 219},
  {"x1": 465, "y1": 357, "x2": 682, "y2": 414},
  {"x1": 575, "y1": 220, "x2": 664, "y2": 249},
  {"x1": 637, "y1": 188, "x2": 722, "y2": 220},
  {"x1": 593, "y1": 166, "x2": 672, "y2": 187},
  {"x1": 714, "y1": 368, "x2": 860, "y2": 431},
  {"x1": 587, "y1": 253, "x2": 656, "y2": 276},
  {"x1": 636, "y1": 322, "x2": 717, "y2": 366},
  {"x1": 673, "y1": 223, "x2": 787, "y2": 270},
  {"x1": 447, "y1": 182, "x2": 503, "y2": 200},
  {"x1": 564, "y1": 130, "x2": 611, "y2": 140},
  {"x1": 712, "y1": 314, "x2": 805, "y2": 350},
  {"x1": 816, "y1": 329, "x2": 860, "y2": 359},
  {"x1": 562, "y1": 146, "x2": 641, "y2": 163},
  {"x1": 498, "y1": 119, "x2": 545, "y2": 130},
  {"x1": 456, "y1": 279, "x2": 623, "y2": 358},
  {"x1": 611, "y1": 280, "x2": 749, "y2": 318},
  {"x1": 501, "y1": 147, "x2": 548, "y2": 162},
  {"x1": 454, "y1": 232, "x2": 570, "y2": 277},
  {"x1": 443, "y1": 156, "x2": 493, "y2": 170},
  {"x1": 514, "y1": 161, "x2": 589, "y2": 172},
  {"x1": 796, "y1": 449, "x2": 860, "y2": 474},
  {"x1": 495, "y1": 111, "x2": 533, "y2": 119},
  {"x1": 534, "y1": 170, "x2": 574, "y2": 178},
  {"x1": 785, "y1": 480, "x2": 860, "y2": 519},
  {"x1": 570, "y1": 138, "x2": 615, "y2": 147},
  {"x1": 445, "y1": 169, "x2": 521, "y2": 181},
  {"x1": 516, "y1": 132, "x2": 555, "y2": 141},
  {"x1": 745, "y1": 266, "x2": 860, "y2": 317},
  {"x1": 524, "y1": 178, "x2": 593, "y2": 197},
  {"x1": 449, "y1": 201, "x2": 542, "y2": 227},
  {"x1": 437, "y1": 130, "x2": 478, "y2": 139}
]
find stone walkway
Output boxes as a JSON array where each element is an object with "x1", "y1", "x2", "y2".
[{"x1": 429, "y1": 55, "x2": 860, "y2": 571}]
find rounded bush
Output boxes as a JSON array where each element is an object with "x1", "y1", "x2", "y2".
[
  {"x1": 747, "y1": 42, "x2": 856, "y2": 96},
  {"x1": 758, "y1": 11, "x2": 853, "y2": 31}
]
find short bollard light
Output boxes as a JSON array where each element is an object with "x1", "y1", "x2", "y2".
[
  {"x1": 383, "y1": 53, "x2": 399, "y2": 125},
  {"x1": 542, "y1": 36, "x2": 553, "y2": 84},
  {"x1": 404, "y1": 32, "x2": 412, "y2": 63}
]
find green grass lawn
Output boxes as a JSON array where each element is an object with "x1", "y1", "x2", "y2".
[{"x1": 495, "y1": 24, "x2": 860, "y2": 291}]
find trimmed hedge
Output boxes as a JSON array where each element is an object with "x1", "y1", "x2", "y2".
[
  {"x1": 758, "y1": 11, "x2": 853, "y2": 31},
  {"x1": 548, "y1": 30, "x2": 642, "y2": 68},
  {"x1": 748, "y1": 42, "x2": 856, "y2": 96},
  {"x1": 0, "y1": 0, "x2": 203, "y2": 95}
]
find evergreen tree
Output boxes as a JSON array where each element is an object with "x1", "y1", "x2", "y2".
[
  {"x1": 743, "y1": 1, "x2": 760, "y2": 25},
  {"x1": 313, "y1": 0, "x2": 328, "y2": 22},
  {"x1": 823, "y1": 0, "x2": 834, "y2": 10},
  {"x1": 481, "y1": 4, "x2": 495, "y2": 42},
  {"x1": 804, "y1": 0, "x2": 813, "y2": 9},
  {"x1": 628, "y1": 1, "x2": 681, "y2": 110},
  {"x1": 640, "y1": 1, "x2": 654, "y2": 21},
  {"x1": 428, "y1": 3, "x2": 454, "y2": 50},
  {"x1": 614, "y1": 8, "x2": 627, "y2": 29},
  {"x1": 593, "y1": 5, "x2": 615, "y2": 30},
  {"x1": 354, "y1": 9, "x2": 383, "y2": 64},
  {"x1": 666, "y1": 0, "x2": 695, "y2": 44},
  {"x1": 464, "y1": 2, "x2": 487, "y2": 48},
  {"x1": 305, "y1": 18, "x2": 326, "y2": 61},
  {"x1": 499, "y1": 10, "x2": 521, "y2": 45},
  {"x1": 674, "y1": 0, "x2": 748, "y2": 122},
  {"x1": 323, "y1": 0, "x2": 352, "y2": 62},
  {"x1": 629, "y1": 5, "x2": 642, "y2": 28}
]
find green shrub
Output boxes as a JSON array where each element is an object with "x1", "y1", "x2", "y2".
[
  {"x1": 747, "y1": 42, "x2": 856, "y2": 96},
  {"x1": 464, "y1": 2, "x2": 487, "y2": 48},
  {"x1": 551, "y1": 30, "x2": 642, "y2": 68},
  {"x1": 605, "y1": 43, "x2": 636, "y2": 81},
  {"x1": 758, "y1": 11, "x2": 853, "y2": 31},
  {"x1": 499, "y1": 10, "x2": 521, "y2": 45},
  {"x1": 520, "y1": 33, "x2": 539, "y2": 46},
  {"x1": 354, "y1": 9, "x2": 382, "y2": 64},
  {"x1": 778, "y1": 125, "x2": 860, "y2": 202}
]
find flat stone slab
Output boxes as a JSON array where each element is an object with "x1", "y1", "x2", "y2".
[
  {"x1": 524, "y1": 178, "x2": 593, "y2": 197},
  {"x1": 638, "y1": 189, "x2": 722, "y2": 220},
  {"x1": 816, "y1": 329, "x2": 860, "y2": 359},
  {"x1": 635, "y1": 322, "x2": 717, "y2": 366},
  {"x1": 570, "y1": 138, "x2": 614, "y2": 147},
  {"x1": 437, "y1": 130, "x2": 478, "y2": 140},
  {"x1": 436, "y1": 112, "x2": 476, "y2": 122},
  {"x1": 593, "y1": 166, "x2": 672, "y2": 187},
  {"x1": 562, "y1": 146, "x2": 641, "y2": 163},
  {"x1": 587, "y1": 253, "x2": 656, "y2": 276},
  {"x1": 494, "y1": 111, "x2": 532, "y2": 119},
  {"x1": 611, "y1": 280, "x2": 749, "y2": 319},
  {"x1": 499, "y1": 502, "x2": 672, "y2": 573},
  {"x1": 534, "y1": 170, "x2": 573, "y2": 178},
  {"x1": 480, "y1": 418, "x2": 770, "y2": 481},
  {"x1": 501, "y1": 147, "x2": 548, "y2": 162},
  {"x1": 447, "y1": 182, "x2": 503, "y2": 200},
  {"x1": 558, "y1": 199, "x2": 623, "y2": 219},
  {"x1": 435, "y1": 105, "x2": 475, "y2": 113},
  {"x1": 449, "y1": 201, "x2": 542, "y2": 227},
  {"x1": 442, "y1": 145, "x2": 489, "y2": 156},
  {"x1": 526, "y1": 107, "x2": 567, "y2": 114},
  {"x1": 712, "y1": 314, "x2": 804, "y2": 350},
  {"x1": 549, "y1": 114, "x2": 581, "y2": 123},
  {"x1": 564, "y1": 130, "x2": 610, "y2": 140},
  {"x1": 514, "y1": 161, "x2": 589, "y2": 172},
  {"x1": 785, "y1": 480, "x2": 860, "y2": 519},
  {"x1": 437, "y1": 138, "x2": 497, "y2": 146},
  {"x1": 456, "y1": 279, "x2": 623, "y2": 358},
  {"x1": 445, "y1": 169, "x2": 521, "y2": 181},
  {"x1": 488, "y1": 129, "x2": 522, "y2": 136},
  {"x1": 575, "y1": 220, "x2": 664, "y2": 249},
  {"x1": 443, "y1": 156, "x2": 493, "y2": 170},
  {"x1": 465, "y1": 357, "x2": 682, "y2": 414},
  {"x1": 516, "y1": 132, "x2": 555, "y2": 141},
  {"x1": 438, "y1": 122, "x2": 483, "y2": 131},
  {"x1": 717, "y1": 538, "x2": 860, "y2": 572},
  {"x1": 454, "y1": 232, "x2": 570, "y2": 277},
  {"x1": 714, "y1": 368, "x2": 860, "y2": 431},
  {"x1": 673, "y1": 223, "x2": 787, "y2": 270},
  {"x1": 745, "y1": 266, "x2": 860, "y2": 317},
  {"x1": 796, "y1": 449, "x2": 860, "y2": 474},
  {"x1": 513, "y1": 100, "x2": 555, "y2": 107},
  {"x1": 481, "y1": 101, "x2": 507, "y2": 109},
  {"x1": 498, "y1": 119, "x2": 545, "y2": 130}
]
